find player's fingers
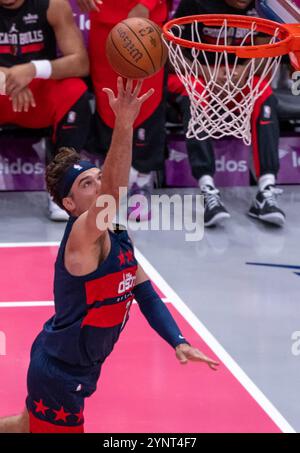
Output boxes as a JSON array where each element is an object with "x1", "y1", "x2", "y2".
[
  {"x1": 23, "y1": 90, "x2": 30, "y2": 112},
  {"x1": 0, "y1": 71, "x2": 6, "y2": 95},
  {"x1": 208, "y1": 362, "x2": 219, "y2": 371},
  {"x1": 9, "y1": 85, "x2": 22, "y2": 98},
  {"x1": 138, "y1": 88, "x2": 154, "y2": 103},
  {"x1": 12, "y1": 95, "x2": 18, "y2": 113},
  {"x1": 187, "y1": 349, "x2": 219, "y2": 364},
  {"x1": 117, "y1": 76, "x2": 125, "y2": 95},
  {"x1": 196, "y1": 353, "x2": 220, "y2": 369},
  {"x1": 203, "y1": 356, "x2": 220, "y2": 368},
  {"x1": 27, "y1": 89, "x2": 36, "y2": 108},
  {"x1": 132, "y1": 79, "x2": 143, "y2": 97},
  {"x1": 16, "y1": 93, "x2": 23, "y2": 112},
  {"x1": 125, "y1": 78, "x2": 133, "y2": 94},
  {"x1": 102, "y1": 87, "x2": 115, "y2": 104},
  {"x1": 176, "y1": 349, "x2": 188, "y2": 365}
]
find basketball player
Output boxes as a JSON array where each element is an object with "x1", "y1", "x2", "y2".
[
  {"x1": 77, "y1": 0, "x2": 172, "y2": 221},
  {"x1": 169, "y1": 0, "x2": 285, "y2": 227},
  {"x1": 0, "y1": 77, "x2": 219, "y2": 433},
  {"x1": 0, "y1": 0, "x2": 92, "y2": 221}
]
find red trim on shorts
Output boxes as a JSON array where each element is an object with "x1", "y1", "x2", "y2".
[
  {"x1": 29, "y1": 411, "x2": 84, "y2": 433},
  {"x1": 0, "y1": 45, "x2": 13, "y2": 54},
  {"x1": 21, "y1": 43, "x2": 45, "y2": 54}
]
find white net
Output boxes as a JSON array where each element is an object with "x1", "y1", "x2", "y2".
[{"x1": 164, "y1": 19, "x2": 282, "y2": 145}]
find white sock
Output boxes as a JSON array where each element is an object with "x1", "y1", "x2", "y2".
[
  {"x1": 136, "y1": 172, "x2": 152, "y2": 188},
  {"x1": 199, "y1": 175, "x2": 215, "y2": 189},
  {"x1": 129, "y1": 166, "x2": 138, "y2": 188},
  {"x1": 258, "y1": 174, "x2": 275, "y2": 191}
]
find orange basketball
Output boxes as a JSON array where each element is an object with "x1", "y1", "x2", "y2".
[{"x1": 105, "y1": 17, "x2": 168, "y2": 79}]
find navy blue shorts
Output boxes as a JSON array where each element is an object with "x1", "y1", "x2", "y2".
[{"x1": 26, "y1": 336, "x2": 101, "y2": 433}]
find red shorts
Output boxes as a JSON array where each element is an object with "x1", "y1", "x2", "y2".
[
  {"x1": 0, "y1": 78, "x2": 87, "y2": 137},
  {"x1": 26, "y1": 335, "x2": 101, "y2": 433}
]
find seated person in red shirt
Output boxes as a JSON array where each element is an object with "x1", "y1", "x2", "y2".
[
  {"x1": 77, "y1": 0, "x2": 171, "y2": 221},
  {"x1": 0, "y1": 0, "x2": 92, "y2": 221}
]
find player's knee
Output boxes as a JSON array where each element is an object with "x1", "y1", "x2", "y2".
[{"x1": 0, "y1": 411, "x2": 29, "y2": 433}]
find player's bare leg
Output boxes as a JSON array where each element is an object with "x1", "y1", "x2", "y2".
[{"x1": 0, "y1": 409, "x2": 29, "y2": 433}]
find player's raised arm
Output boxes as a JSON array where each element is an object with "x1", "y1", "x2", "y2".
[{"x1": 68, "y1": 78, "x2": 154, "y2": 248}]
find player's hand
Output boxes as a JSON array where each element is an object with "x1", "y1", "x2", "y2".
[
  {"x1": 76, "y1": 0, "x2": 102, "y2": 13},
  {"x1": 128, "y1": 3, "x2": 150, "y2": 18},
  {"x1": 5, "y1": 63, "x2": 36, "y2": 98},
  {"x1": 0, "y1": 71, "x2": 6, "y2": 95},
  {"x1": 175, "y1": 343, "x2": 220, "y2": 370},
  {"x1": 11, "y1": 87, "x2": 36, "y2": 113},
  {"x1": 103, "y1": 77, "x2": 154, "y2": 125}
]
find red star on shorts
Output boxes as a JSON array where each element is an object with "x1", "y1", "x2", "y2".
[
  {"x1": 75, "y1": 407, "x2": 84, "y2": 423},
  {"x1": 118, "y1": 251, "x2": 126, "y2": 266},
  {"x1": 33, "y1": 399, "x2": 49, "y2": 415},
  {"x1": 53, "y1": 406, "x2": 71, "y2": 422},
  {"x1": 125, "y1": 250, "x2": 134, "y2": 263}
]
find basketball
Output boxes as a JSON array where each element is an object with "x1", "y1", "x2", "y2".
[{"x1": 105, "y1": 17, "x2": 168, "y2": 79}]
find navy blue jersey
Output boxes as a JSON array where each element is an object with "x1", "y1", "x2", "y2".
[
  {"x1": 0, "y1": 0, "x2": 57, "y2": 67},
  {"x1": 39, "y1": 217, "x2": 138, "y2": 367}
]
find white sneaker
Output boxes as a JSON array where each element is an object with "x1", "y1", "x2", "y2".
[{"x1": 48, "y1": 195, "x2": 69, "y2": 222}]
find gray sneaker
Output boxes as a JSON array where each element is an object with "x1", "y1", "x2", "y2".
[
  {"x1": 248, "y1": 185, "x2": 285, "y2": 226},
  {"x1": 201, "y1": 185, "x2": 230, "y2": 227}
]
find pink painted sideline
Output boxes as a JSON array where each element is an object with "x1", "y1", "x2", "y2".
[{"x1": 0, "y1": 246, "x2": 281, "y2": 432}]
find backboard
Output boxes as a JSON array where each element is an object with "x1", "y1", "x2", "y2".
[{"x1": 256, "y1": 0, "x2": 300, "y2": 23}]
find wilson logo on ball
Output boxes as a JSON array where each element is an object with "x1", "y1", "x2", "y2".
[
  {"x1": 116, "y1": 27, "x2": 143, "y2": 63},
  {"x1": 106, "y1": 17, "x2": 168, "y2": 79}
]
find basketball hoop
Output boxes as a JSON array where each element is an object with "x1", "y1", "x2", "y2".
[{"x1": 163, "y1": 15, "x2": 300, "y2": 144}]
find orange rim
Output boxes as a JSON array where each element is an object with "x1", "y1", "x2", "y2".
[{"x1": 163, "y1": 14, "x2": 300, "y2": 59}]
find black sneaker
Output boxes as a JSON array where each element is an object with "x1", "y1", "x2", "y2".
[
  {"x1": 248, "y1": 185, "x2": 285, "y2": 226},
  {"x1": 201, "y1": 185, "x2": 231, "y2": 227}
]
